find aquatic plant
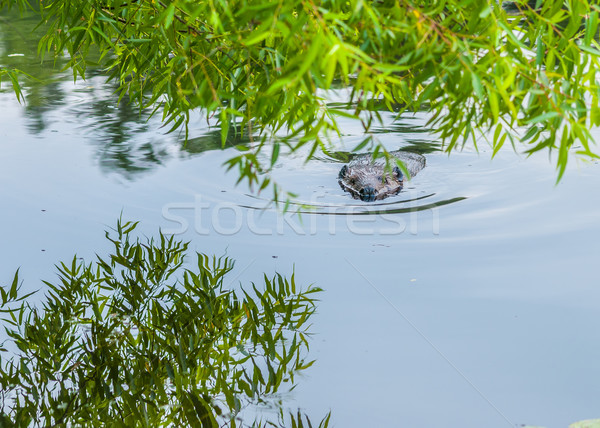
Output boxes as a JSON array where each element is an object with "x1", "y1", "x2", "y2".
[{"x1": 0, "y1": 220, "x2": 327, "y2": 427}]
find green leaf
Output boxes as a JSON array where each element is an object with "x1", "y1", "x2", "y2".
[
  {"x1": 525, "y1": 111, "x2": 561, "y2": 125},
  {"x1": 352, "y1": 136, "x2": 372, "y2": 152},
  {"x1": 580, "y1": 45, "x2": 600, "y2": 56},
  {"x1": 535, "y1": 35, "x2": 544, "y2": 67},
  {"x1": 271, "y1": 142, "x2": 280, "y2": 167},
  {"x1": 220, "y1": 111, "x2": 229, "y2": 147},
  {"x1": 584, "y1": 11, "x2": 599, "y2": 46},
  {"x1": 471, "y1": 73, "x2": 484, "y2": 100},
  {"x1": 488, "y1": 88, "x2": 499, "y2": 123},
  {"x1": 9, "y1": 268, "x2": 19, "y2": 299},
  {"x1": 164, "y1": 4, "x2": 176, "y2": 28}
]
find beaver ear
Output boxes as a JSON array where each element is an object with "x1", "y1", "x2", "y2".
[
  {"x1": 393, "y1": 166, "x2": 404, "y2": 181},
  {"x1": 338, "y1": 165, "x2": 348, "y2": 179}
]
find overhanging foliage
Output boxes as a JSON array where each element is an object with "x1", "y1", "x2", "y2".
[{"x1": 3, "y1": 0, "x2": 599, "y2": 191}]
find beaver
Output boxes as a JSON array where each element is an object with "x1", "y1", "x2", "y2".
[{"x1": 338, "y1": 150, "x2": 426, "y2": 202}]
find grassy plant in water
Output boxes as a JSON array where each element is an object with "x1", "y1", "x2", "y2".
[{"x1": 0, "y1": 220, "x2": 327, "y2": 427}]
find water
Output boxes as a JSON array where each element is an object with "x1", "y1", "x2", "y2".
[{"x1": 1, "y1": 10, "x2": 600, "y2": 428}]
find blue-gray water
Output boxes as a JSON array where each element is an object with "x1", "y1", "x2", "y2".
[{"x1": 1, "y1": 10, "x2": 600, "y2": 428}]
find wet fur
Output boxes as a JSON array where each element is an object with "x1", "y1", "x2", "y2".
[{"x1": 338, "y1": 151, "x2": 426, "y2": 201}]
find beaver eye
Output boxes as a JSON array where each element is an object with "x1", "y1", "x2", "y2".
[{"x1": 393, "y1": 166, "x2": 404, "y2": 181}]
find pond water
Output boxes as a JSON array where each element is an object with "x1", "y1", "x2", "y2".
[{"x1": 2, "y1": 10, "x2": 600, "y2": 428}]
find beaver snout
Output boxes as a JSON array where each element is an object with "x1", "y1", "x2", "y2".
[{"x1": 359, "y1": 186, "x2": 377, "y2": 202}]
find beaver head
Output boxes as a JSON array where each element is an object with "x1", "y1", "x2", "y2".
[{"x1": 338, "y1": 164, "x2": 404, "y2": 202}]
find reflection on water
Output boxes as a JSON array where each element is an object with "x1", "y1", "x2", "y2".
[
  {"x1": 0, "y1": 9, "x2": 259, "y2": 179},
  {"x1": 69, "y1": 84, "x2": 170, "y2": 176},
  {"x1": 0, "y1": 11, "x2": 69, "y2": 133},
  {"x1": 0, "y1": 9, "x2": 175, "y2": 177},
  {"x1": 184, "y1": 124, "x2": 252, "y2": 154},
  {"x1": 242, "y1": 192, "x2": 467, "y2": 215}
]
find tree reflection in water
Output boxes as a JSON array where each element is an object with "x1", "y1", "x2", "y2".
[{"x1": 0, "y1": 9, "x2": 255, "y2": 180}]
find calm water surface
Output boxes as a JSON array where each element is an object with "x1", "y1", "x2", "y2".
[{"x1": 1, "y1": 10, "x2": 600, "y2": 428}]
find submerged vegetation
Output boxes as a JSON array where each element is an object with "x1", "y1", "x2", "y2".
[{"x1": 0, "y1": 220, "x2": 327, "y2": 427}]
